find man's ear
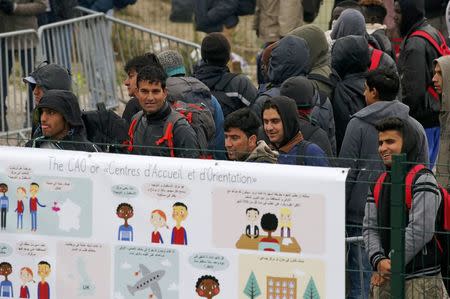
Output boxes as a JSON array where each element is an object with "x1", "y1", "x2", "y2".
[
  {"x1": 372, "y1": 87, "x2": 380, "y2": 101},
  {"x1": 249, "y1": 134, "x2": 257, "y2": 147}
]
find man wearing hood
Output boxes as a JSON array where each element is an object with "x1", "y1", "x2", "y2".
[
  {"x1": 252, "y1": 35, "x2": 311, "y2": 117},
  {"x1": 395, "y1": 0, "x2": 443, "y2": 167},
  {"x1": 262, "y1": 96, "x2": 329, "y2": 167},
  {"x1": 26, "y1": 90, "x2": 100, "y2": 152},
  {"x1": 224, "y1": 108, "x2": 278, "y2": 163},
  {"x1": 433, "y1": 56, "x2": 450, "y2": 189},
  {"x1": 340, "y1": 69, "x2": 428, "y2": 299},
  {"x1": 363, "y1": 117, "x2": 443, "y2": 298}
]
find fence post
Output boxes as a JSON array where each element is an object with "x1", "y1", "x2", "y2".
[{"x1": 390, "y1": 153, "x2": 406, "y2": 298}]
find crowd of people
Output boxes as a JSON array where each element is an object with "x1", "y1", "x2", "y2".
[{"x1": 2, "y1": 0, "x2": 450, "y2": 298}]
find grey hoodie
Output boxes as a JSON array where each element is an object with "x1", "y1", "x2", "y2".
[{"x1": 339, "y1": 100, "x2": 429, "y2": 224}]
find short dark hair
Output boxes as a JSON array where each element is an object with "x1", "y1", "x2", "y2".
[
  {"x1": 124, "y1": 54, "x2": 162, "y2": 74},
  {"x1": 224, "y1": 108, "x2": 260, "y2": 138},
  {"x1": 136, "y1": 65, "x2": 167, "y2": 89},
  {"x1": 38, "y1": 261, "x2": 51, "y2": 268},
  {"x1": 173, "y1": 202, "x2": 187, "y2": 211},
  {"x1": 262, "y1": 100, "x2": 280, "y2": 115},
  {"x1": 366, "y1": 68, "x2": 399, "y2": 102},
  {"x1": 375, "y1": 117, "x2": 404, "y2": 135},
  {"x1": 196, "y1": 275, "x2": 219, "y2": 289},
  {"x1": 116, "y1": 203, "x2": 133, "y2": 214},
  {"x1": 0, "y1": 183, "x2": 7, "y2": 189},
  {"x1": 260, "y1": 213, "x2": 278, "y2": 231},
  {"x1": 30, "y1": 182, "x2": 39, "y2": 188},
  {"x1": 0, "y1": 262, "x2": 11, "y2": 268},
  {"x1": 246, "y1": 207, "x2": 259, "y2": 214},
  {"x1": 360, "y1": 0, "x2": 387, "y2": 24}
]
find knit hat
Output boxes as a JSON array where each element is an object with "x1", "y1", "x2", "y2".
[
  {"x1": 201, "y1": 33, "x2": 231, "y2": 66},
  {"x1": 280, "y1": 76, "x2": 317, "y2": 109},
  {"x1": 157, "y1": 50, "x2": 186, "y2": 77}
]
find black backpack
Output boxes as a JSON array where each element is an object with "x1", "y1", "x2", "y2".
[{"x1": 210, "y1": 73, "x2": 242, "y2": 117}]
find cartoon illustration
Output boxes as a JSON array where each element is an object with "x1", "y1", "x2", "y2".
[
  {"x1": 127, "y1": 264, "x2": 165, "y2": 297},
  {"x1": 258, "y1": 213, "x2": 280, "y2": 252},
  {"x1": 245, "y1": 208, "x2": 260, "y2": 239},
  {"x1": 303, "y1": 277, "x2": 320, "y2": 299},
  {"x1": 267, "y1": 276, "x2": 297, "y2": 299},
  {"x1": 150, "y1": 209, "x2": 168, "y2": 244},
  {"x1": 0, "y1": 262, "x2": 13, "y2": 297},
  {"x1": 51, "y1": 202, "x2": 60, "y2": 213},
  {"x1": 279, "y1": 207, "x2": 292, "y2": 238},
  {"x1": 30, "y1": 183, "x2": 46, "y2": 232},
  {"x1": 37, "y1": 261, "x2": 51, "y2": 299},
  {"x1": 15, "y1": 187, "x2": 26, "y2": 230},
  {"x1": 19, "y1": 267, "x2": 34, "y2": 298},
  {"x1": 195, "y1": 275, "x2": 220, "y2": 299},
  {"x1": 77, "y1": 257, "x2": 95, "y2": 295},
  {"x1": 0, "y1": 183, "x2": 9, "y2": 230},
  {"x1": 243, "y1": 271, "x2": 261, "y2": 299},
  {"x1": 171, "y1": 202, "x2": 188, "y2": 245},
  {"x1": 117, "y1": 203, "x2": 134, "y2": 242}
]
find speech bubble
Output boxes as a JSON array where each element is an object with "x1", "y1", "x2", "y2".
[
  {"x1": 16, "y1": 241, "x2": 48, "y2": 257},
  {"x1": 7, "y1": 165, "x2": 32, "y2": 180},
  {"x1": 44, "y1": 179, "x2": 73, "y2": 192},
  {"x1": 111, "y1": 185, "x2": 138, "y2": 198},
  {"x1": 117, "y1": 245, "x2": 175, "y2": 258},
  {"x1": 0, "y1": 243, "x2": 13, "y2": 257},
  {"x1": 142, "y1": 182, "x2": 189, "y2": 200},
  {"x1": 63, "y1": 242, "x2": 103, "y2": 253},
  {"x1": 189, "y1": 253, "x2": 229, "y2": 271}
]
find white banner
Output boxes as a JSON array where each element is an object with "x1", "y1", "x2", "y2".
[{"x1": 0, "y1": 146, "x2": 347, "y2": 299}]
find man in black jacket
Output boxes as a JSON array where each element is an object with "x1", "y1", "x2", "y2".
[{"x1": 396, "y1": 0, "x2": 443, "y2": 167}]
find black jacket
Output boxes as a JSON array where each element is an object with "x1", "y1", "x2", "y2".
[
  {"x1": 122, "y1": 97, "x2": 140, "y2": 125},
  {"x1": 425, "y1": 0, "x2": 448, "y2": 18},
  {"x1": 193, "y1": 0, "x2": 239, "y2": 33},
  {"x1": 331, "y1": 35, "x2": 369, "y2": 154},
  {"x1": 398, "y1": 0, "x2": 442, "y2": 128}
]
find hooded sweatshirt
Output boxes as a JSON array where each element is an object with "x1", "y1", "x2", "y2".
[
  {"x1": 252, "y1": 36, "x2": 310, "y2": 116},
  {"x1": 435, "y1": 56, "x2": 450, "y2": 189},
  {"x1": 245, "y1": 140, "x2": 279, "y2": 163},
  {"x1": 26, "y1": 90, "x2": 99, "y2": 152},
  {"x1": 397, "y1": 0, "x2": 442, "y2": 128},
  {"x1": 339, "y1": 100, "x2": 429, "y2": 224}
]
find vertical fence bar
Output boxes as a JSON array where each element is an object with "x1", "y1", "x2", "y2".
[{"x1": 390, "y1": 153, "x2": 406, "y2": 298}]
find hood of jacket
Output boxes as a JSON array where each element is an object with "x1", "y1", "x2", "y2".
[
  {"x1": 398, "y1": 0, "x2": 425, "y2": 37},
  {"x1": 332, "y1": 35, "x2": 370, "y2": 78},
  {"x1": 245, "y1": 140, "x2": 279, "y2": 163},
  {"x1": 268, "y1": 36, "x2": 310, "y2": 85},
  {"x1": 289, "y1": 24, "x2": 330, "y2": 72},
  {"x1": 401, "y1": 117, "x2": 423, "y2": 167},
  {"x1": 353, "y1": 100, "x2": 410, "y2": 125},
  {"x1": 24, "y1": 63, "x2": 72, "y2": 91},
  {"x1": 435, "y1": 56, "x2": 450, "y2": 112},
  {"x1": 331, "y1": 8, "x2": 367, "y2": 40},
  {"x1": 193, "y1": 63, "x2": 229, "y2": 89}
]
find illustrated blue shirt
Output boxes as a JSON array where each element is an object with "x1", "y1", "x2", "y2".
[
  {"x1": 0, "y1": 280, "x2": 13, "y2": 297},
  {"x1": 118, "y1": 225, "x2": 133, "y2": 241},
  {"x1": 0, "y1": 195, "x2": 8, "y2": 210}
]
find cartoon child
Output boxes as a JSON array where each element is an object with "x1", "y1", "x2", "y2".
[
  {"x1": 19, "y1": 267, "x2": 34, "y2": 298},
  {"x1": 37, "y1": 261, "x2": 50, "y2": 299},
  {"x1": 259, "y1": 213, "x2": 279, "y2": 252},
  {"x1": 279, "y1": 207, "x2": 292, "y2": 238},
  {"x1": 150, "y1": 209, "x2": 168, "y2": 244},
  {"x1": 245, "y1": 207, "x2": 260, "y2": 239},
  {"x1": 117, "y1": 203, "x2": 134, "y2": 241},
  {"x1": 29, "y1": 183, "x2": 46, "y2": 232},
  {"x1": 195, "y1": 275, "x2": 220, "y2": 299},
  {"x1": 171, "y1": 202, "x2": 188, "y2": 245},
  {"x1": 15, "y1": 187, "x2": 26, "y2": 230},
  {"x1": 0, "y1": 262, "x2": 13, "y2": 297},
  {"x1": 0, "y1": 183, "x2": 9, "y2": 230}
]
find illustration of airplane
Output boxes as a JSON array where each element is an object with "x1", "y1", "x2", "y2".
[{"x1": 127, "y1": 264, "x2": 165, "y2": 298}]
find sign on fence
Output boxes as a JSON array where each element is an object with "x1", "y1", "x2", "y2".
[{"x1": 0, "y1": 147, "x2": 347, "y2": 298}]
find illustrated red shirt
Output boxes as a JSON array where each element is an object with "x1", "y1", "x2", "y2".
[
  {"x1": 151, "y1": 231, "x2": 163, "y2": 243},
  {"x1": 30, "y1": 197, "x2": 38, "y2": 212},
  {"x1": 171, "y1": 226, "x2": 187, "y2": 245},
  {"x1": 16, "y1": 200, "x2": 24, "y2": 213},
  {"x1": 38, "y1": 281, "x2": 49, "y2": 299}
]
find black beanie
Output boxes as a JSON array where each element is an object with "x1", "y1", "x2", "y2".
[
  {"x1": 280, "y1": 76, "x2": 316, "y2": 109},
  {"x1": 201, "y1": 32, "x2": 231, "y2": 66}
]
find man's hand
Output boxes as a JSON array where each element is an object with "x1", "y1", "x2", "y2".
[
  {"x1": 377, "y1": 258, "x2": 391, "y2": 277},
  {"x1": 0, "y1": 0, "x2": 15, "y2": 15},
  {"x1": 371, "y1": 272, "x2": 386, "y2": 286}
]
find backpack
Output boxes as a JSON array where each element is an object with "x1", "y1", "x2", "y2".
[
  {"x1": 237, "y1": 0, "x2": 256, "y2": 16},
  {"x1": 373, "y1": 164, "x2": 450, "y2": 293},
  {"x1": 81, "y1": 103, "x2": 129, "y2": 153},
  {"x1": 113, "y1": 0, "x2": 137, "y2": 9},
  {"x1": 303, "y1": 0, "x2": 322, "y2": 23},
  {"x1": 210, "y1": 73, "x2": 243, "y2": 117}
]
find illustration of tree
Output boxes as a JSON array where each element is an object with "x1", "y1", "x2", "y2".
[
  {"x1": 303, "y1": 277, "x2": 320, "y2": 299},
  {"x1": 243, "y1": 271, "x2": 261, "y2": 299}
]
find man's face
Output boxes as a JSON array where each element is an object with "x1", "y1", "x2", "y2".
[
  {"x1": 224, "y1": 128, "x2": 256, "y2": 161},
  {"x1": 37, "y1": 264, "x2": 50, "y2": 280},
  {"x1": 172, "y1": 206, "x2": 188, "y2": 224},
  {"x1": 263, "y1": 108, "x2": 284, "y2": 146},
  {"x1": 246, "y1": 210, "x2": 259, "y2": 223},
  {"x1": 364, "y1": 82, "x2": 377, "y2": 105},
  {"x1": 117, "y1": 205, "x2": 134, "y2": 220},
  {"x1": 40, "y1": 108, "x2": 69, "y2": 140},
  {"x1": 433, "y1": 63, "x2": 443, "y2": 95},
  {"x1": 33, "y1": 85, "x2": 45, "y2": 105},
  {"x1": 0, "y1": 264, "x2": 12, "y2": 277},
  {"x1": 378, "y1": 130, "x2": 403, "y2": 167},
  {"x1": 394, "y1": 1, "x2": 402, "y2": 29},
  {"x1": 0, "y1": 185, "x2": 7, "y2": 193},
  {"x1": 124, "y1": 69, "x2": 138, "y2": 97},
  {"x1": 137, "y1": 80, "x2": 167, "y2": 114},
  {"x1": 30, "y1": 184, "x2": 39, "y2": 196},
  {"x1": 196, "y1": 278, "x2": 220, "y2": 298}
]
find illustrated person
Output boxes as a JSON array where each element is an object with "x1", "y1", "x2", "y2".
[
  {"x1": 150, "y1": 209, "x2": 168, "y2": 244},
  {"x1": 117, "y1": 203, "x2": 134, "y2": 242},
  {"x1": 0, "y1": 183, "x2": 8, "y2": 230},
  {"x1": 171, "y1": 202, "x2": 188, "y2": 245},
  {"x1": 259, "y1": 213, "x2": 279, "y2": 252},
  {"x1": 29, "y1": 183, "x2": 46, "y2": 232},
  {"x1": 279, "y1": 207, "x2": 292, "y2": 238},
  {"x1": 37, "y1": 261, "x2": 50, "y2": 299},
  {"x1": 245, "y1": 208, "x2": 260, "y2": 239},
  {"x1": 15, "y1": 187, "x2": 26, "y2": 230},
  {"x1": 19, "y1": 267, "x2": 34, "y2": 298},
  {"x1": 195, "y1": 275, "x2": 220, "y2": 299},
  {"x1": 0, "y1": 262, "x2": 13, "y2": 297}
]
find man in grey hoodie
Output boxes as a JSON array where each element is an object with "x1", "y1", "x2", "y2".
[{"x1": 339, "y1": 68, "x2": 428, "y2": 299}]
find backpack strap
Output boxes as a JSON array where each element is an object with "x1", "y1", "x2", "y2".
[
  {"x1": 213, "y1": 73, "x2": 239, "y2": 91},
  {"x1": 409, "y1": 30, "x2": 450, "y2": 57},
  {"x1": 405, "y1": 164, "x2": 427, "y2": 210},
  {"x1": 125, "y1": 111, "x2": 143, "y2": 152},
  {"x1": 307, "y1": 73, "x2": 335, "y2": 90},
  {"x1": 295, "y1": 140, "x2": 312, "y2": 166},
  {"x1": 373, "y1": 172, "x2": 387, "y2": 208},
  {"x1": 440, "y1": 187, "x2": 450, "y2": 231},
  {"x1": 155, "y1": 111, "x2": 183, "y2": 158},
  {"x1": 369, "y1": 49, "x2": 383, "y2": 71}
]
